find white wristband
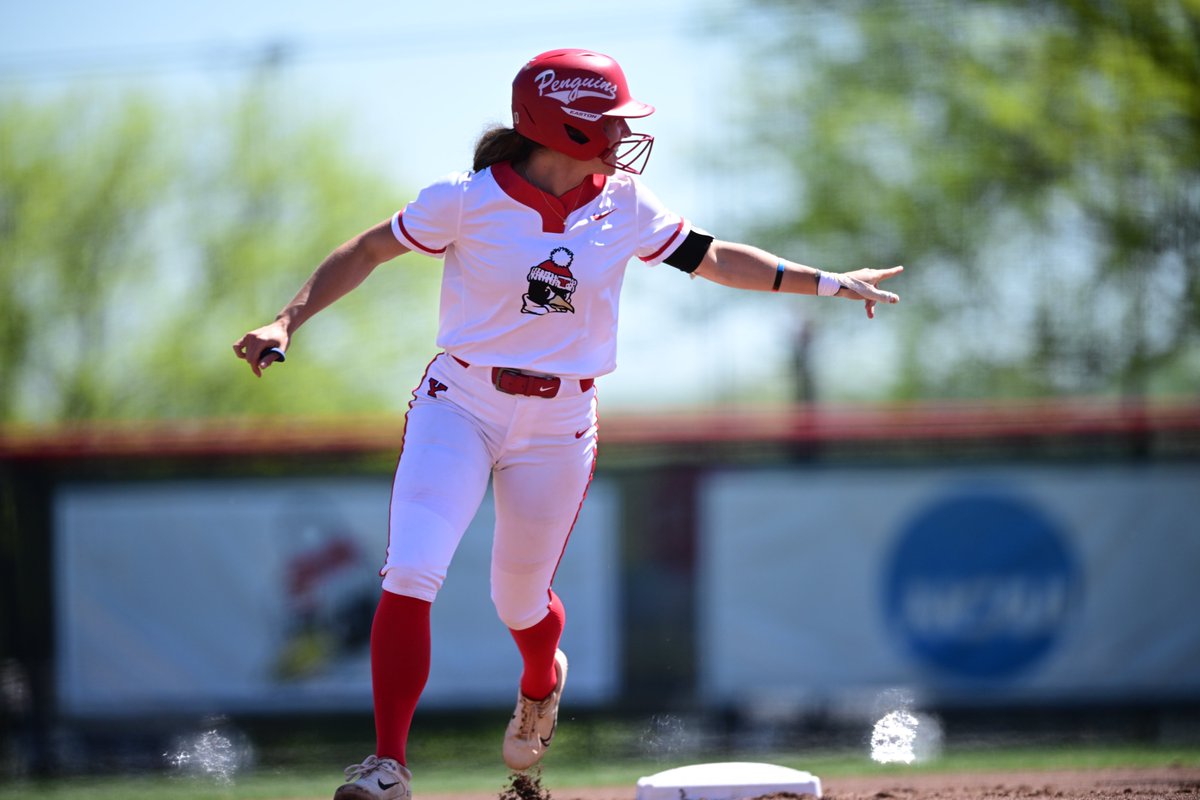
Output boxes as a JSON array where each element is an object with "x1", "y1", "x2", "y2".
[{"x1": 817, "y1": 271, "x2": 841, "y2": 297}]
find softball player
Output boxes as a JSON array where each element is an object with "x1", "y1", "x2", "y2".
[{"x1": 233, "y1": 48, "x2": 902, "y2": 800}]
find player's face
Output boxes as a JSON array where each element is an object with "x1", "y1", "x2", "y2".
[
  {"x1": 589, "y1": 117, "x2": 632, "y2": 176},
  {"x1": 606, "y1": 117, "x2": 633, "y2": 144}
]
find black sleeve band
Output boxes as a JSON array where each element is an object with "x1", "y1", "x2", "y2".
[{"x1": 663, "y1": 229, "x2": 714, "y2": 274}]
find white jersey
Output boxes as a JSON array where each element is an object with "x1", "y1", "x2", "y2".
[{"x1": 390, "y1": 161, "x2": 691, "y2": 379}]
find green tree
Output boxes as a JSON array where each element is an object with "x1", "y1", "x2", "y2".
[
  {"x1": 0, "y1": 93, "x2": 165, "y2": 420},
  {"x1": 0, "y1": 84, "x2": 440, "y2": 423},
  {"x1": 734, "y1": 0, "x2": 1200, "y2": 399}
]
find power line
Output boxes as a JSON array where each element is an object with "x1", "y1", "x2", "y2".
[{"x1": 0, "y1": 13, "x2": 711, "y2": 83}]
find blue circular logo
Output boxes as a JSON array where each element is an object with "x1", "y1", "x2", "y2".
[{"x1": 884, "y1": 491, "x2": 1079, "y2": 679}]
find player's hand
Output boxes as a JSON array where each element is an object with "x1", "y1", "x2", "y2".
[
  {"x1": 232, "y1": 321, "x2": 290, "y2": 377},
  {"x1": 836, "y1": 265, "x2": 904, "y2": 319}
]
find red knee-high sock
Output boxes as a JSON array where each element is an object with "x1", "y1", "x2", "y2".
[
  {"x1": 371, "y1": 590, "x2": 431, "y2": 765},
  {"x1": 509, "y1": 590, "x2": 565, "y2": 700}
]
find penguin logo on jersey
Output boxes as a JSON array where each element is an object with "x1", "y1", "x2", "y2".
[{"x1": 522, "y1": 247, "x2": 578, "y2": 315}]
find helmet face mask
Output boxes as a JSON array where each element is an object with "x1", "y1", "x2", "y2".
[
  {"x1": 512, "y1": 49, "x2": 655, "y2": 174},
  {"x1": 603, "y1": 133, "x2": 654, "y2": 175}
]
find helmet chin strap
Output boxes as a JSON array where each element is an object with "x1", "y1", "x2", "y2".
[{"x1": 603, "y1": 134, "x2": 654, "y2": 175}]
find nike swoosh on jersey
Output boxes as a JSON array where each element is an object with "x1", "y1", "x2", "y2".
[{"x1": 591, "y1": 208, "x2": 616, "y2": 221}]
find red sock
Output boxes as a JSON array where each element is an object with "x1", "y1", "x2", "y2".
[
  {"x1": 509, "y1": 590, "x2": 565, "y2": 700},
  {"x1": 371, "y1": 590, "x2": 431, "y2": 766}
]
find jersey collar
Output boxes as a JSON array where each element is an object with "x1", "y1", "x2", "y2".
[{"x1": 492, "y1": 161, "x2": 606, "y2": 234}]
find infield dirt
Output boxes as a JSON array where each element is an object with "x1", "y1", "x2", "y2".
[{"x1": 438, "y1": 765, "x2": 1200, "y2": 800}]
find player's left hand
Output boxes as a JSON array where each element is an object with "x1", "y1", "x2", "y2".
[{"x1": 836, "y1": 265, "x2": 904, "y2": 319}]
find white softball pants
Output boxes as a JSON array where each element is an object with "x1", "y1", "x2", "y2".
[{"x1": 380, "y1": 353, "x2": 598, "y2": 630}]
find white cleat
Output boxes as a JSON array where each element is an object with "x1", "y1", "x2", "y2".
[
  {"x1": 333, "y1": 755, "x2": 412, "y2": 800},
  {"x1": 503, "y1": 649, "x2": 568, "y2": 771}
]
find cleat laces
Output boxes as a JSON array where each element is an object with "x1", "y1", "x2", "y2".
[
  {"x1": 344, "y1": 754, "x2": 386, "y2": 782},
  {"x1": 513, "y1": 693, "x2": 555, "y2": 739}
]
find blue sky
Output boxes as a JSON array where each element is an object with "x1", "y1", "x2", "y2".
[
  {"x1": 1, "y1": 1, "x2": 873, "y2": 409},
  {"x1": 0, "y1": 0, "x2": 734, "y2": 214}
]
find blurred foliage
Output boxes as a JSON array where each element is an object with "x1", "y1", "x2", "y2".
[
  {"x1": 736, "y1": 0, "x2": 1200, "y2": 399},
  {"x1": 0, "y1": 81, "x2": 440, "y2": 424}
]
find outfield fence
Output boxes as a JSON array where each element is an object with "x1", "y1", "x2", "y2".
[{"x1": 3, "y1": 398, "x2": 1198, "y2": 773}]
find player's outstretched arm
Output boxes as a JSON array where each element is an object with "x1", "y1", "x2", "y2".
[
  {"x1": 232, "y1": 219, "x2": 411, "y2": 377},
  {"x1": 693, "y1": 239, "x2": 902, "y2": 319}
]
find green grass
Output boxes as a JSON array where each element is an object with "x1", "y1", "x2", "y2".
[{"x1": 2, "y1": 742, "x2": 1197, "y2": 800}]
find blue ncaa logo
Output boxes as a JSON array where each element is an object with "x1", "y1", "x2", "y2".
[{"x1": 884, "y1": 491, "x2": 1079, "y2": 679}]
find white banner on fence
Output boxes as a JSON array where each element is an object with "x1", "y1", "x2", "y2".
[
  {"x1": 55, "y1": 477, "x2": 618, "y2": 717},
  {"x1": 698, "y1": 465, "x2": 1200, "y2": 713}
]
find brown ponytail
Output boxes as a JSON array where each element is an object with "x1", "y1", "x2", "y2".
[{"x1": 473, "y1": 126, "x2": 537, "y2": 172}]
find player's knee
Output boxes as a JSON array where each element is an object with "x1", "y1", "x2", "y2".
[
  {"x1": 491, "y1": 573, "x2": 550, "y2": 630},
  {"x1": 494, "y1": 600, "x2": 545, "y2": 631},
  {"x1": 380, "y1": 564, "x2": 445, "y2": 602},
  {"x1": 382, "y1": 502, "x2": 463, "y2": 601}
]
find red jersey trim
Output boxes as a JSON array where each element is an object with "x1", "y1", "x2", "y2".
[
  {"x1": 395, "y1": 210, "x2": 447, "y2": 255},
  {"x1": 492, "y1": 161, "x2": 606, "y2": 235},
  {"x1": 639, "y1": 219, "x2": 685, "y2": 263}
]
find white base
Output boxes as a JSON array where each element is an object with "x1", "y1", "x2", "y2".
[{"x1": 636, "y1": 762, "x2": 822, "y2": 800}]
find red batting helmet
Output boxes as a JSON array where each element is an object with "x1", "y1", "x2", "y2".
[{"x1": 512, "y1": 49, "x2": 655, "y2": 174}]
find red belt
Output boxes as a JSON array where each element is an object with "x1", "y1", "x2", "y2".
[{"x1": 452, "y1": 356, "x2": 593, "y2": 398}]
